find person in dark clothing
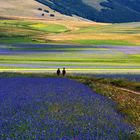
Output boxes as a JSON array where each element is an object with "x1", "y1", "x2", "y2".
[
  {"x1": 62, "y1": 67, "x2": 66, "y2": 76},
  {"x1": 57, "y1": 68, "x2": 61, "y2": 76}
]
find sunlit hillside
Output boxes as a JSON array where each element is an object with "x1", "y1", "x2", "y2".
[{"x1": 0, "y1": 0, "x2": 76, "y2": 20}]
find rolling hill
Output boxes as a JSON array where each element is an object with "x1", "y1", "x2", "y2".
[
  {"x1": 0, "y1": 0, "x2": 75, "y2": 20},
  {"x1": 1, "y1": 0, "x2": 140, "y2": 23},
  {"x1": 36, "y1": 0, "x2": 140, "y2": 23}
]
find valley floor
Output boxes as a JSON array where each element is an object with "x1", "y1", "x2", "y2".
[
  {"x1": 0, "y1": 44, "x2": 140, "y2": 74},
  {"x1": 0, "y1": 17, "x2": 140, "y2": 139},
  {"x1": 0, "y1": 18, "x2": 140, "y2": 73}
]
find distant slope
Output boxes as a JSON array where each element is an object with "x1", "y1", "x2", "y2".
[
  {"x1": 36, "y1": 0, "x2": 140, "y2": 23},
  {"x1": 0, "y1": 0, "x2": 46, "y2": 18},
  {"x1": 0, "y1": 0, "x2": 75, "y2": 20}
]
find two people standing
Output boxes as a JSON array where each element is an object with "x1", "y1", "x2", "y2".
[{"x1": 57, "y1": 68, "x2": 66, "y2": 76}]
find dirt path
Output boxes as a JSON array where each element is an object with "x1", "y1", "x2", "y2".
[{"x1": 119, "y1": 87, "x2": 140, "y2": 95}]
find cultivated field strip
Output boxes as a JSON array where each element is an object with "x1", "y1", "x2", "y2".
[{"x1": 0, "y1": 44, "x2": 140, "y2": 73}]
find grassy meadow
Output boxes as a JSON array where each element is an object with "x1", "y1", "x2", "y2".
[
  {"x1": 0, "y1": 19, "x2": 69, "y2": 44},
  {"x1": 0, "y1": 19, "x2": 140, "y2": 45}
]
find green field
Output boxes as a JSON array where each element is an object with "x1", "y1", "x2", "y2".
[
  {"x1": 0, "y1": 44, "x2": 140, "y2": 73},
  {"x1": 0, "y1": 19, "x2": 140, "y2": 73},
  {"x1": 0, "y1": 20, "x2": 69, "y2": 44},
  {"x1": 0, "y1": 19, "x2": 140, "y2": 45}
]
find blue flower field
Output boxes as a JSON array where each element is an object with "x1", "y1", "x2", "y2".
[{"x1": 0, "y1": 78, "x2": 133, "y2": 139}]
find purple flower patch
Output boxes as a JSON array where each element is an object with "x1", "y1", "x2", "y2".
[{"x1": 0, "y1": 78, "x2": 133, "y2": 139}]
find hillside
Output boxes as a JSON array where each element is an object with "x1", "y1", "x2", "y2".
[
  {"x1": 0, "y1": 0, "x2": 75, "y2": 20},
  {"x1": 36, "y1": 0, "x2": 140, "y2": 23},
  {"x1": 1, "y1": 0, "x2": 140, "y2": 23}
]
